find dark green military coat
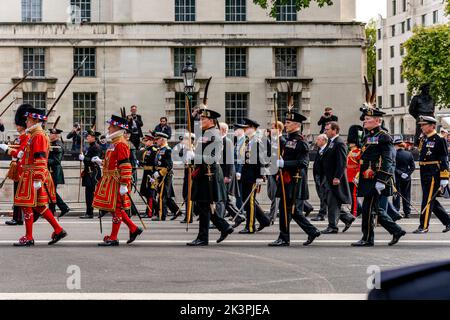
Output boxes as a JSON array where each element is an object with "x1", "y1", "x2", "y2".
[{"x1": 48, "y1": 140, "x2": 65, "y2": 185}]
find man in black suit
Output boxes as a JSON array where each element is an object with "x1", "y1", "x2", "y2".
[
  {"x1": 311, "y1": 134, "x2": 328, "y2": 221},
  {"x1": 320, "y1": 122, "x2": 355, "y2": 234},
  {"x1": 393, "y1": 136, "x2": 415, "y2": 218},
  {"x1": 154, "y1": 116, "x2": 172, "y2": 141},
  {"x1": 127, "y1": 105, "x2": 144, "y2": 149}
]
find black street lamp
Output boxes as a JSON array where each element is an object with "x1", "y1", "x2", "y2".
[{"x1": 181, "y1": 56, "x2": 197, "y2": 94}]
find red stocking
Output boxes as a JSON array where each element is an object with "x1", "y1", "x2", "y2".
[{"x1": 41, "y1": 207, "x2": 63, "y2": 234}]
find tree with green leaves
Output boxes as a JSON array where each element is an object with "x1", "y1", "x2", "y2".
[
  {"x1": 402, "y1": 24, "x2": 450, "y2": 108},
  {"x1": 446, "y1": 0, "x2": 450, "y2": 16},
  {"x1": 253, "y1": 0, "x2": 333, "y2": 17},
  {"x1": 365, "y1": 19, "x2": 377, "y2": 83}
]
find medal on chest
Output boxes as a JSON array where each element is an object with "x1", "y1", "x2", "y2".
[{"x1": 286, "y1": 140, "x2": 298, "y2": 149}]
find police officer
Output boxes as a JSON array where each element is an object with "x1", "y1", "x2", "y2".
[
  {"x1": 186, "y1": 109, "x2": 233, "y2": 246},
  {"x1": 393, "y1": 136, "x2": 415, "y2": 219},
  {"x1": 269, "y1": 111, "x2": 321, "y2": 246},
  {"x1": 79, "y1": 127, "x2": 102, "y2": 219},
  {"x1": 352, "y1": 108, "x2": 406, "y2": 247},
  {"x1": 48, "y1": 126, "x2": 70, "y2": 216},
  {"x1": 238, "y1": 118, "x2": 270, "y2": 234},
  {"x1": 413, "y1": 116, "x2": 450, "y2": 234}
]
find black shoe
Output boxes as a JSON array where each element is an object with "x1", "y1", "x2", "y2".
[
  {"x1": 13, "y1": 237, "x2": 35, "y2": 247},
  {"x1": 232, "y1": 216, "x2": 245, "y2": 229},
  {"x1": 342, "y1": 218, "x2": 355, "y2": 233},
  {"x1": 268, "y1": 239, "x2": 289, "y2": 247},
  {"x1": 48, "y1": 230, "x2": 68, "y2": 245},
  {"x1": 170, "y1": 211, "x2": 183, "y2": 221},
  {"x1": 443, "y1": 224, "x2": 450, "y2": 233},
  {"x1": 403, "y1": 214, "x2": 410, "y2": 219},
  {"x1": 98, "y1": 239, "x2": 119, "y2": 247},
  {"x1": 389, "y1": 230, "x2": 406, "y2": 246},
  {"x1": 351, "y1": 239, "x2": 374, "y2": 247},
  {"x1": 412, "y1": 228, "x2": 428, "y2": 234},
  {"x1": 303, "y1": 232, "x2": 321, "y2": 246},
  {"x1": 186, "y1": 239, "x2": 208, "y2": 246},
  {"x1": 393, "y1": 215, "x2": 402, "y2": 222},
  {"x1": 320, "y1": 227, "x2": 338, "y2": 234},
  {"x1": 257, "y1": 223, "x2": 269, "y2": 232},
  {"x1": 217, "y1": 228, "x2": 234, "y2": 243},
  {"x1": 5, "y1": 219, "x2": 23, "y2": 226},
  {"x1": 79, "y1": 214, "x2": 94, "y2": 219},
  {"x1": 311, "y1": 216, "x2": 325, "y2": 221},
  {"x1": 58, "y1": 208, "x2": 70, "y2": 219},
  {"x1": 127, "y1": 227, "x2": 143, "y2": 244},
  {"x1": 304, "y1": 207, "x2": 314, "y2": 218},
  {"x1": 238, "y1": 228, "x2": 254, "y2": 234}
]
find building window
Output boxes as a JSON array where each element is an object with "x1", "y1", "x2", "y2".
[
  {"x1": 23, "y1": 92, "x2": 46, "y2": 110},
  {"x1": 70, "y1": 0, "x2": 91, "y2": 23},
  {"x1": 378, "y1": 48, "x2": 382, "y2": 61},
  {"x1": 400, "y1": 93, "x2": 405, "y2": 106},
  {"x1": 378, "y1": 96, "x2": 383, "y2": 108},
  {"x1": 400, "y1": 66, "x2": 404, "y2": 83},
  {"x1": 421, "y1": 14, "x2": 426, "y2": 26},
  {"x1": 275, "y1": 0, "x2": 297, "y2": 21},
  {"x1": 390, "y1": 46, "x2": 395, "y2": 58},
  {"x1": 377, "y1": 69, "x2": 382, "y2": 87},
  {"x1": 225, "y1": 48, "x2": 247, "y2": 77},
  {"x1": 73, "y1": 93, "x2": 97, "y2": 131},
  {"x1": 21, "y1": 0, "x2": 42, "y2": 22},
  {"x1": 275, "y1": 48, "x2": 297, "y2": 77},
  {"x1": 391, "y1": 25, "x2": 396, "y2": 37},
  {"x1": 23, "y1": 48, "x2": 45, "y2": 77},
  {"x1": 174, "y1": 48, "x2": 196, "y2": 77},
  {"x1": 392, "y1": 0, "x2": 397, "y2": 16},
  {"x1": 276, "y1": 92, "x2": 301, "y2": 122},
  {"x1": 74, "y1": 48, "x2": 96, "y2": 77},
  {"x1": 377, "y1": 29, "x2": 381, "y2": 40},
  {"x1": 400, "y1": 43, "x2": 405, "y2": 56},
  {"x1": 407, "y1": 18, "x2": 411, "y2": 31},
  {"x1": 401, "y1": 21, "x2": 405, "y2": 34},
  {"x1": 225, "y1": 93, "x2": 248, "y2": 125},
  {"x1": 433, "y1": 10, "x2": 438, "y2": 24},
  {"x1": 225, "y1": 0, "x2": 246, "y2": 22},
  {"x1": 175, "y1": 0, "x2": 196, "y2": 22},
  {"x1": 390, "y1": 67, "x2": 395, "y2": 85},
  {"x1": 402, "y1": 0, "x2": 406, "y2": 12},
  {"x1": 390, "y1": 95, "x2": 395, "y2": 108},
  {"x1": 174, "y1": 92, "x2": 198, "y2": 130}
]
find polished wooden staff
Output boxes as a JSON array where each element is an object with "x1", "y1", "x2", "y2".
[{"x1": 0, "y1": 69, "x2": 32, "y2": 106}]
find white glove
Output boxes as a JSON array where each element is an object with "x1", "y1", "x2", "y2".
[
  {"x1": 17, "y1": 151, "x2": 24, "y2": 159},
  {"x1": 401, "y1": 173, "x2": 408, "y2": 179},
  {"x1": 153, "y1": 171, "x2": 160, "y2": 179},
  {"x1": 440, "y1": 180, "x2": 449, "y2": 188},
  {"x1": 149, "y1": 178, "x2": 155, "y2": 184},
  {"x1": 375, "y1": 181, "x2": 386, "y2": 194},
  {"x1": 185, "y1": 150, "x2": 195, "y2": 162},
  {"x1": 276, "y1": 159, "x2": 284, "y2": 168},
  {"x1": 256, "y1": 178, "x2": 264, "y2": 186},
  {"x1": 236, "y1": 172, "x2": 241, "y2": 180},
  {"x1": 78, "y1": 154, "x2": 85, "y2": 161},
  {"x1": 0, "y1": 143, "x2": 8, "y2": 152},
  {"x1": 119, "y1": 185, "x2": 128, "y2": 196},
  {"x1": 33, "y1": 181, "x2": 42, "y2": 190},
  {"x1": 92, "y1": 156, "x2": 103, "y2": 166}
]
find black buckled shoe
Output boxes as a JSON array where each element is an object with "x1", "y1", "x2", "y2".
[
  {"x1": 5, "y1": 219, "x2": 23, "y2": 226},
  {"x1": 127, "y1": 227, "x2": 143, "y2": 244},
  {"x1": 217, "y1": 228, "x2": 234, "y2": 243},
  {"x1": 342, "y1": 218, "x2": 355, "y2": 233},
  {"x1": 268, "y1": 238, "x2": 290, "y2": 247},
  {"x1": 238, "y1": 228, "x2": 254, "y2": 234},
  {"x1": 48, "y1": 230, "x2": 68, "y2": 245},
  {"x1": 13, "y1": 237, "x2": 34, "y2": 247},
  {"x1": 303, "y1": 232, "x2": 321, "y2": 246},
  {"x1": 98, "y1": 239, "x2": 120, "y2": 247},
  {"x1": 232, "y1": 216, "x2": 245, "y2": 229},
  {"x1": 186, "y1": 239, "x2": 208, "y2": 246},
  {"x1": 79, "y1": 214, "x2": 94, "y2": 219},
  {"x1": 412, "y1": 228, "x2": 428, "y2": 234},
  {"x1": 351, "y1": 239, "x2": 374, "y2": 247},
  {"x1": 389, "y1": 230, "x2": 406, "y2": 246}
]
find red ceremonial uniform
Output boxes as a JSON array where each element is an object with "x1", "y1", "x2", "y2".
[
  {"x1": 347, "y1": 146, "x2": 361, "y2": 216},
  {"x1": 14, "y1": 125, "x2": 56, "y2": 207},
  {"x1": 7, "y1": 132, "x2": 30, "y2": 181},
  {"x1": 93, "y1": 135, "x2": 132, "y2": 211}
]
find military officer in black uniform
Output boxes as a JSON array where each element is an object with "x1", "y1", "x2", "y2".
[
  {"x1": 413, "y1": 116, "x2": 450, "y2": 234},
  {"x1": 186, "y1": 109, "x2": 233, "y2": 246},
  {"x1": 79, "y1": 127, "x2": 102, "y2": 219},
  {"x1": 393, "y1": 136, "x2": 415, "y2": 219},
  {"x1": 48, "y1": 127, "x2": 70, "y2": 216},
  {"x1": 352, "y1": 108, "x2": 406, "y2": 247},
  {"x1": 139, "y1": 132, "x2": 158, "y2": 218},
  {"x1": 238, "y1": 118, "x2": 271, "y2": 234},
  {"x1": 269, "y1": 111, "x2": 321, "y2": 246}
]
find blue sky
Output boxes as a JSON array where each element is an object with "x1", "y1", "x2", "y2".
[{"x1": 356, "y1": 0, "x2": 387, "y2": 22}]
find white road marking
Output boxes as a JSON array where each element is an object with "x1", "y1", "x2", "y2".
[{"x1": 0, "y1": 293, "x2": 367, "y2": 300}]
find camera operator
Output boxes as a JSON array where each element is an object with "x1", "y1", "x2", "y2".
[
  {"x1": 127, "y1": 105, "x2": 144, "y2": 149},
  {"x1": 67, "y1": 122, "x2": 82, "y2": 159},
  {"x1": 317, "y1": 106, "x2": 338, "y2": 134}
]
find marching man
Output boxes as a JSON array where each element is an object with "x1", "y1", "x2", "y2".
[
  {"x1": 13, "y1": 107, "x2": 67, "y2": 246},
  {"x1": 92, "y1": 114, "x2": 143, "y2": 246}
]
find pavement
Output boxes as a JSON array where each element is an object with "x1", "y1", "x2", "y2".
[{"x1": 0, "y1": 214, "x2": 449, "y2": 298}]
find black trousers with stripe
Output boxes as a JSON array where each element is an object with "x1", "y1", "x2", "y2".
[
  {"x1": 419, "y1": 174, "x2": 450, "y2": 230},
  {"x1": 278, "y1": 199, "x2": 319, "y2": 243},
  {"x1": 242, "y1": 182, "x2": 270, "y2": 233}
]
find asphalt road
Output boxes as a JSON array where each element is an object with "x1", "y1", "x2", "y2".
[{"x1": 0, "y1": 215, "x2": 449, "y2": 297}]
